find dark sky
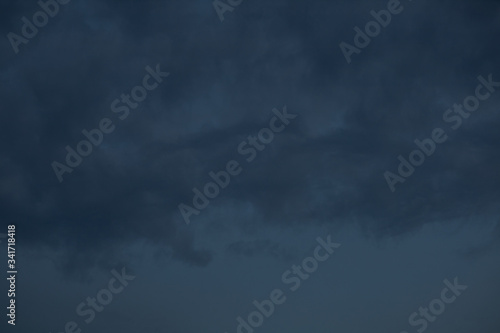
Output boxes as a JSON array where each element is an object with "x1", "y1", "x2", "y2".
[{"x1": 1, "y1": 0, "x2": 500, "y2": 332}]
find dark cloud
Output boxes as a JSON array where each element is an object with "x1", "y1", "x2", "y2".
[
  {"x1": 1, "y1": 1, "x2": 500, "y2": 332},
  {"x1": 0, "y1": 0, "x2": 499, "y2": 271}
]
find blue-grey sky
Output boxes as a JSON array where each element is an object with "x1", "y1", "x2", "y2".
[{"x1": 1, "y1": 0, "x2": 500, "y2": 332}]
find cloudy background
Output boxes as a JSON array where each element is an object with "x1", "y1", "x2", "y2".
[{"x1": 1, "y1": 0, "x2": 500, "y2": 332}]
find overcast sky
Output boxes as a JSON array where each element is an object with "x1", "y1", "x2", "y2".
[{"x1": 1, "y1": 0, "x2": 500, "y2": 332}]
